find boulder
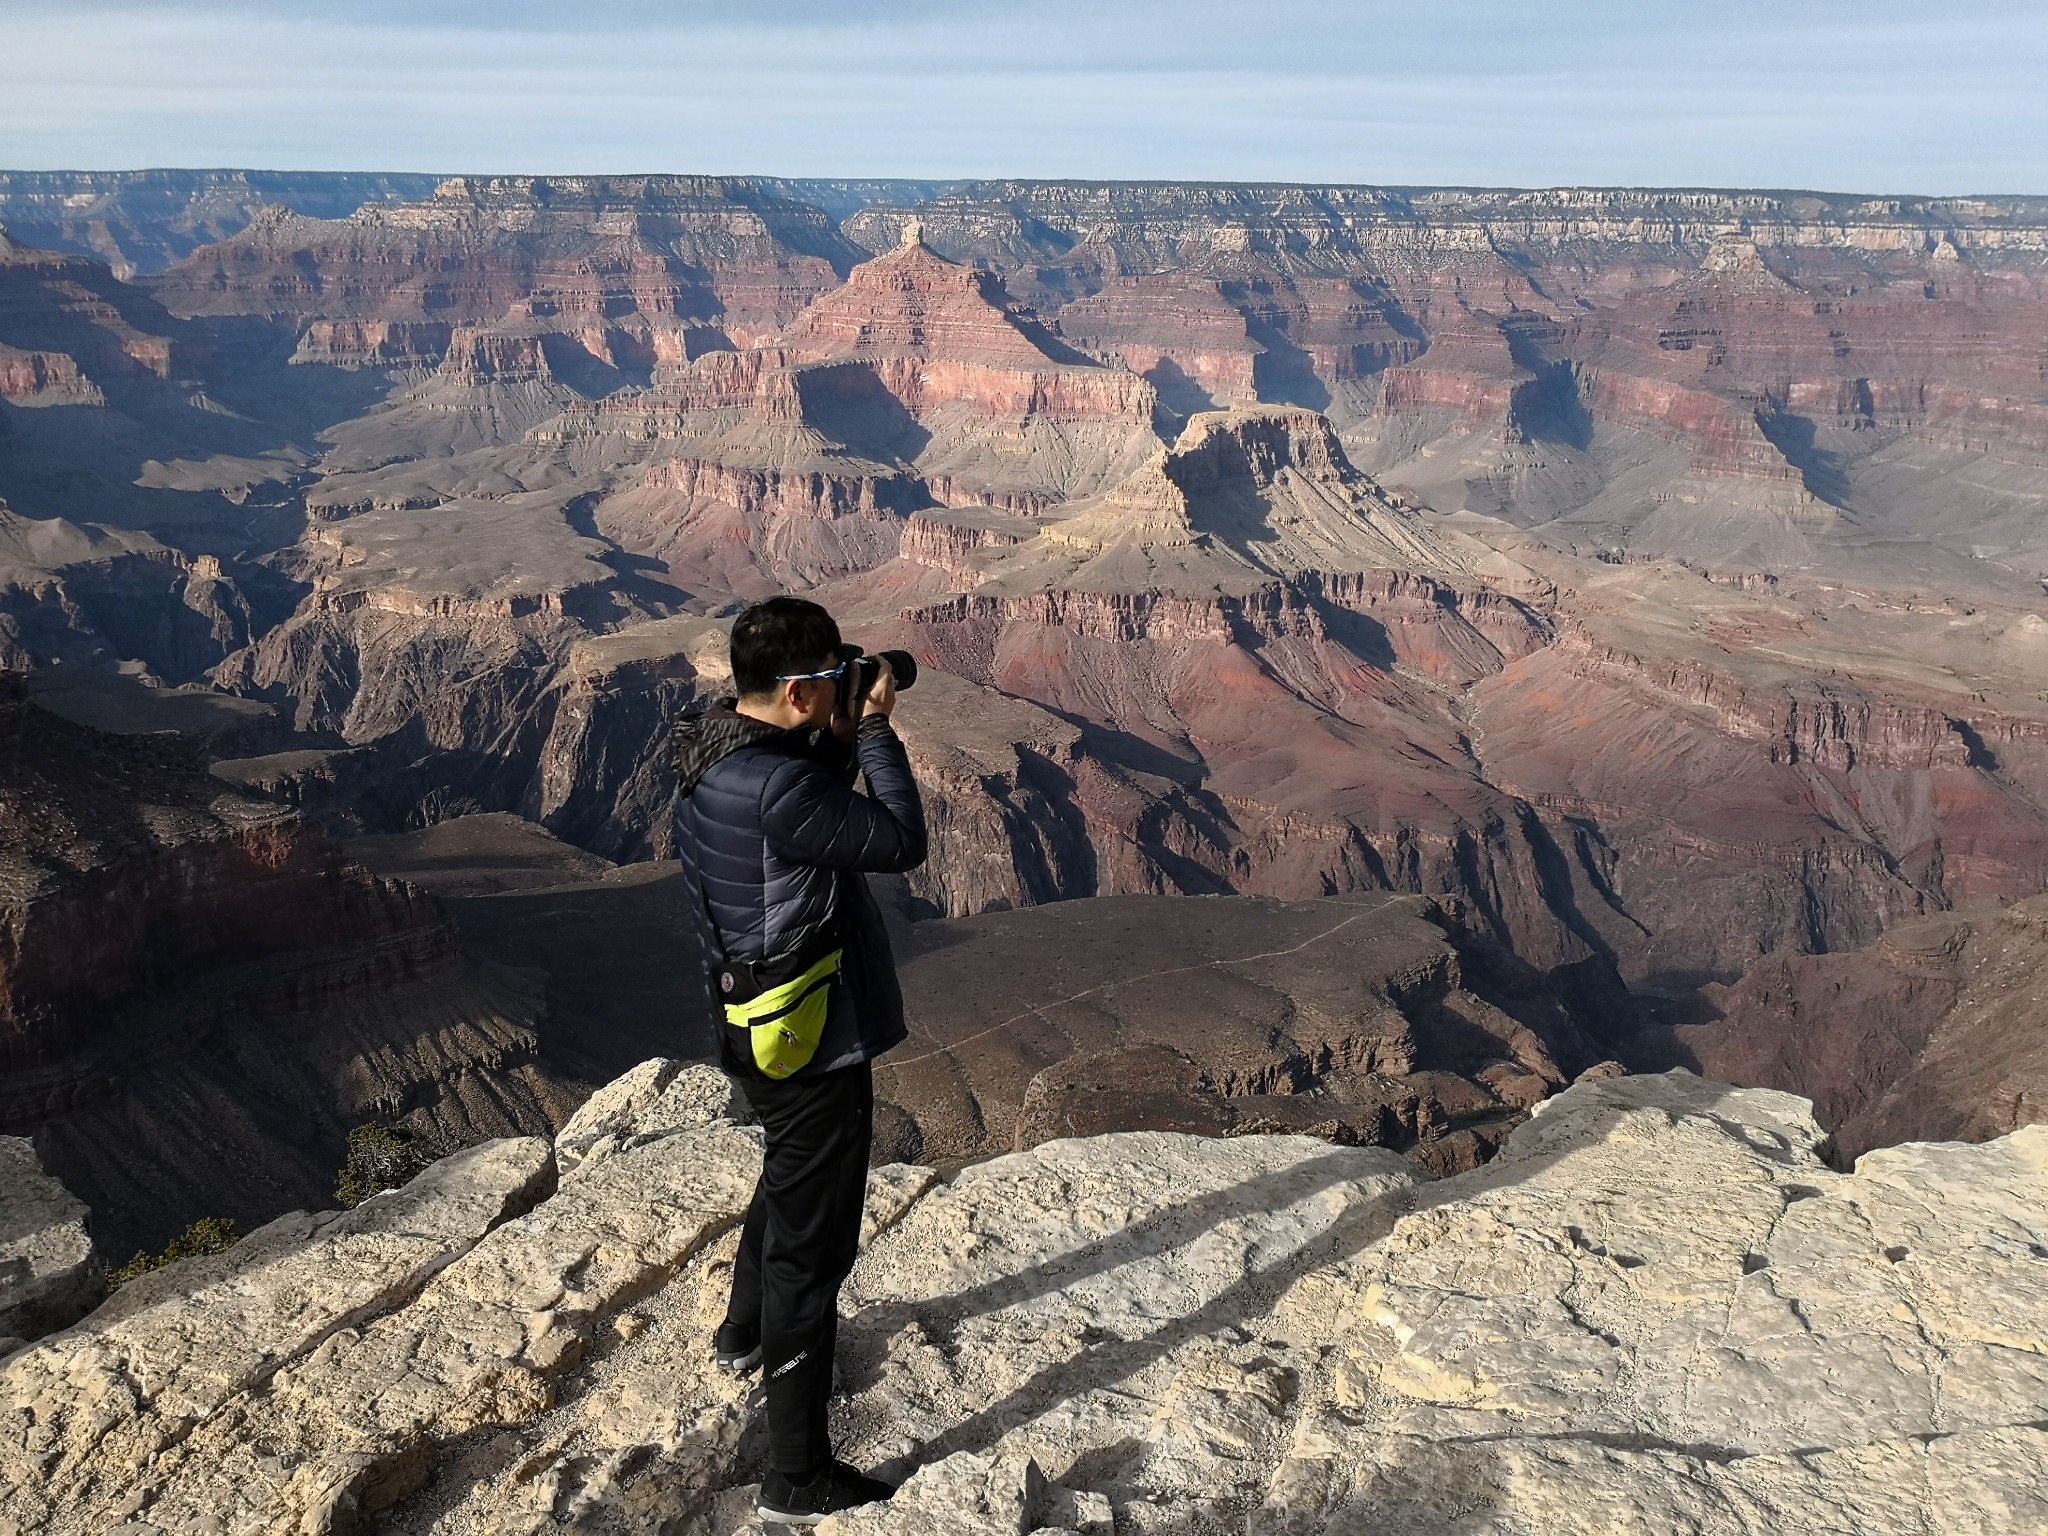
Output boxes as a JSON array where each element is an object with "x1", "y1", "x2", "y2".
[
  {"x1": 0, "y1": 1136, "x2": 102, "y2": 1352},
  {"x1": 553, "y1": 1058, "x2": 751, "y2": 1179}
]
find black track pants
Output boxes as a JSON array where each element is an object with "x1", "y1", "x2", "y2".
[{"x1": 728, "y1": 1059, "x2": 874, "y2": 1478}]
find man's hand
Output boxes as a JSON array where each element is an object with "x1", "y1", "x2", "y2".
[
  {"x1": 831, "y1": 659, "x2": 898, "y2": 739},
  {"x1": 863, "y1": 659, "x2": 897, "y2": 719}
]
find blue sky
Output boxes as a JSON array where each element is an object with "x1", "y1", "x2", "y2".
[{"x1": 4, "y1": 0, "x2": 2042, "y2": 193}]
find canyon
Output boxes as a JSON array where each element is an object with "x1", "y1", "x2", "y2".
[{"x1": 0, "y1": 169, "x2": 2045, "y2": 1274}]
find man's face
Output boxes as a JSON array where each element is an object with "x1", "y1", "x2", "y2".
[{"x1": 788, "y1": 655, "x2": 840, "y2": 729}]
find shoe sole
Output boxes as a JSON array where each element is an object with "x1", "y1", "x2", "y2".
[
  {"x1": 715, "y1": 1345, "x2": 762, "y2": 1373},
  {"x1": 755, "y1": 1503, "x2": 826, "y2": 1527}
]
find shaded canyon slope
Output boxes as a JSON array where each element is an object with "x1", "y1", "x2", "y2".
[
  {"x1": 0, "y1": 676, "x2": 584, "y2": 1259},
  {"x1": 342, "y1": 830, "x2": 1626, "y2": 1183},
  {"x1": 877, "y1": 890, "x2": 1623, "y2": 1177},
  {"x1": 0, "y1": 172, "x2": 2044, "y2": 1160},
  {"x1": 1669, "y1": 893, "x2": 2048, "y2": 1161}
]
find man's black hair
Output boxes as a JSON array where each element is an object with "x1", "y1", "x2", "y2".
[{"x1": 730, "y1": 596, "x2": 842, "y2": 699}]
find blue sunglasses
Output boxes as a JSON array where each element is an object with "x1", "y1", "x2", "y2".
[{"x1": 773, "y1": 660, "x2": 849, "y2": 683}]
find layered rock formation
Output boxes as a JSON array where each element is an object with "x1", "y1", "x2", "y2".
[
  {"x1": 846, "y1": 182, "x2": 2048, "y2": 581},
  {"x1": 0, "y1": 221, "x2": 349, "y2": 642},
  {"x1": 0, "y1": 170, "x2": 443, "y2": 278},
  {"x1": 216, "y1": 485, "x2": 673, "y2": 746},
  {"x1": 563, "y1": 227, "x2": 1160, "y2": 598},
  {"x1": 5, "y1": 1063, "x2": 2042, "y2": 1534},
  {"x1": 151, "y1": 175, "x2": 861, "y2": 361},
  {"x1": 0, "y1": 170, "x2": 2045, "y2": 1172},
  {"x1": 861, "y1": 407, "x2": 1579, "y2": 955},
  {"x1": 1454, "y1": 538, "x2": 2048, "y2": 987},
  {"x1": 0, "y1": 226, "x2": 192, "y2": 389}
]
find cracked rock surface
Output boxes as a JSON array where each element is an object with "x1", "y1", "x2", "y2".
[{"x1": 3, "y1": 1064, "x2": 2043, "y2": 1535}]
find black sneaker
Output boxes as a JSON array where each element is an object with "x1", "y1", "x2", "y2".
[
  {"x1": 713, "y1": 1319, "x2": 761, "y2": 1373},
  {"x1": 756, "y1": 1461, "x2": 897, "y2": 1525}
]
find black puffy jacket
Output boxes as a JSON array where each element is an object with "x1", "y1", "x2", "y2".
[{"x1": 671, "y1": 700, "x2": 928, "y2": 1077}]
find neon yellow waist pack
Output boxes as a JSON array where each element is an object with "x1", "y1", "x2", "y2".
[{"x1": 717, "y1": 944, "x2": 843, "y2": 1079}]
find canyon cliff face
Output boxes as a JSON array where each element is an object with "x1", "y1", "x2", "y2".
[
  {"x1": 0, "y1": 504, "x2": 268, "y2": 684},
  {"x1": 0, "y1": 676, "x2": 443, "y2": 1065},
  {"x1": 3, "y1": 1064, "x2": 2043, "y2": 1535},
  {"x1": 838, "y1": 183, "x2": 2048, "y2": 582},
  {"x1": 0, "y1": 170, "x2": 442, "y2": 278},
  {"x1": 0, "y1": 179, "x2": 2042, "y2": 1536},
  {"x1": 561, "y1": 226, "x2": 1160, "y2": 600}
]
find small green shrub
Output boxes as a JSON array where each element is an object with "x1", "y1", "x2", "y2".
[
  {"x1": 108, "y1": 1216, "x2": 240, "y2": 1291},
  {"x1": 335, "y1": 1123, "x2": 433, "y2": 1207}
]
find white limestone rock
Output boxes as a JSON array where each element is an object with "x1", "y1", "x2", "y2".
[
  {"x1": 1257, "y1": 1071, "x2": 2048, "y2": 1534},
  {"x1": 827, "y1": 1127, "x2": 1421, "y2": 1511},
  {"x1": 810, "y1": 1451, "x2": 1114, "y2": 1536},
  {"x1": 0, "y1": 1135, "x2": 555, "y2": 1536},
  {"x1": 553, "y1": 1057, "x2": 684, "y2": 1172},
  {"x1": 0, "y1": 1137, "x2": 102, "y2": 1351},
  {"x1": 134, "y1": 1118, "x2": 762, "y2": 1536},
  {"x1": 862, "y1": 1162, "x2": 941, "y2": 1251},
  {"x1": 9, "y1": 1062, "x2": 2046, "y2": 1536},
  {"x1": 554, "y1": 1059, "x2": 752, "y2": 1179},
  {"x1": 391, "y1": 1159, "x2": 943, "y2": 1536}
]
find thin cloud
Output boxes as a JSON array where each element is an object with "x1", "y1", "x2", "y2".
[{"x1": 1, "y1": 1, "x2": 2040, "y2": 191}]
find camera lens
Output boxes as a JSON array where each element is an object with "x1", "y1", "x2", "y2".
[{"x1": 876, "y1": 650, "x2": 918, "y2": 690}]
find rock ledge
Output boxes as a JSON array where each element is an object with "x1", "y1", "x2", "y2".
[{"x1": 1, "y1": 1064, "x2": 2042, "y2": 1535}]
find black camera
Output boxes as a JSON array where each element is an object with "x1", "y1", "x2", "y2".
[{"x1": 835, "y1": 644, "x2": 917, "y2": 715}]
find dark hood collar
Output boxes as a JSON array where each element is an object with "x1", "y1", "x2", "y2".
[{"x1": 671, "y1": 699, "x2": 804, "y2": 795}]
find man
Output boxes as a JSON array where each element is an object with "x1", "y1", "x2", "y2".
[{"x1": 671, "y1": 596, "x2": 927, "y2": 1525}]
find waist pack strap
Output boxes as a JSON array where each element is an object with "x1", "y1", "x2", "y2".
[
  {"x1": 677, "y1": 778, "x2": 843, "y2": 1080},
  {"x1": 723, "y1": 948, "x2": 841, "y2": 1026}
]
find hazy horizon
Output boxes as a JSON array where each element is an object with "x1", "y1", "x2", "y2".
[
  {"x1": 5, "y1": 1, "x2": 2043, "y2": 196},
  {"x1": 4, "y1": 168, "x2": 2044, "y2": 203}
]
